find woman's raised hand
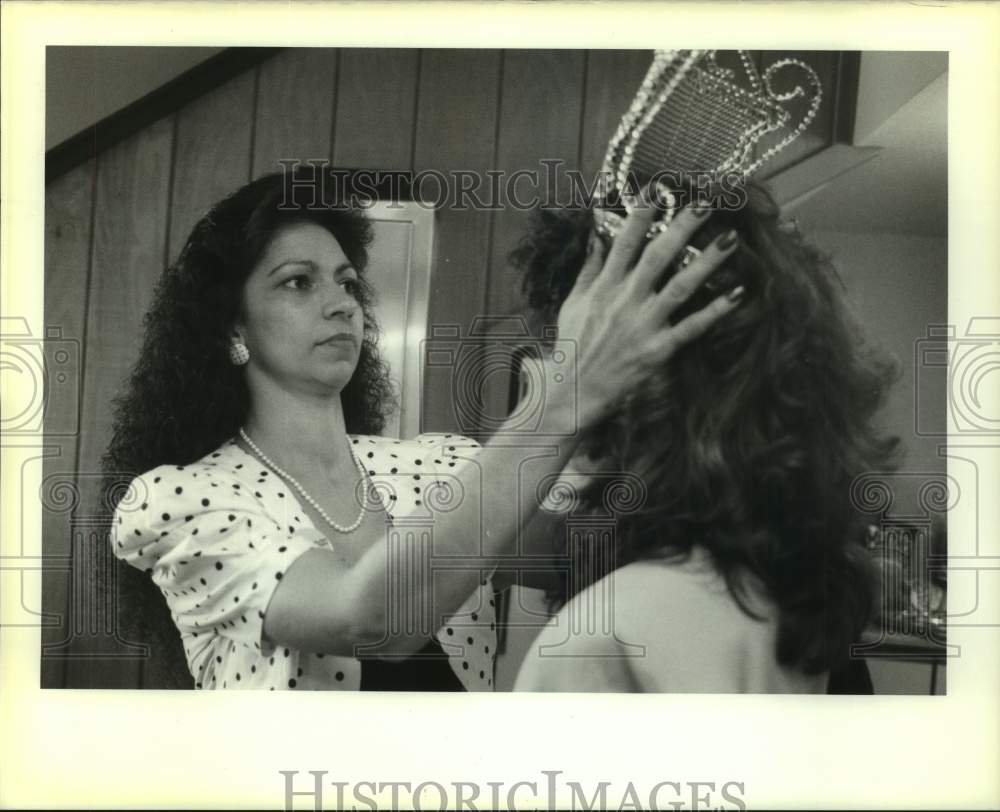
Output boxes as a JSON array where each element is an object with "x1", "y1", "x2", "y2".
[{"x1": 555, "y1": 190, "x2": 744, "y2": 428}]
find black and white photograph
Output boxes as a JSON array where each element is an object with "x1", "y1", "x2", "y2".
[
  {"x1": 2, "y1": 2, "x2": 998, "y2": 809},
  {"x1": 40, "y1": 44, "x2": 948, "y2": 695}
]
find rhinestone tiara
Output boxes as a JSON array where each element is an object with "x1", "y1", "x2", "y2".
[{"x1": 594, "y1": 49, "x2": 822, "y2": 241}]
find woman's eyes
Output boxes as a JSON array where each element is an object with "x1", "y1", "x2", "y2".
[
  {"x1": 282, "y1": 274, "x2": 313, "y2": 291},
  {"x1": 281, "y1": 274, "x2": 360, "y2": 296}
]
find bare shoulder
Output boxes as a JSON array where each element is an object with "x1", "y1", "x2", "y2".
[
  {"x1": 518, "y1": 553, "x2": 825, "y2": 693},
  {"x1": 511, "y1": 558, "x2": 703, "y2": 692},
  {"x1": 512, "y1": 606, "x2": 642, "y2": 692},
  {"x1": 598, "y1": 554, "x2": 734, "y2": 621}
]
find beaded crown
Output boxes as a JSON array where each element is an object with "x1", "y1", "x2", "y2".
[{"x1": 593, "y1": 49, "x2": 822, "y2": 240}]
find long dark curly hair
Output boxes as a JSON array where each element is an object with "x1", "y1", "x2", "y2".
[
  {"x1": 100, "y1": 167, "x2": 395, "y2": 687},
  {"x1": 512, "y1": 180, "x2": 899, "y2": 676}
]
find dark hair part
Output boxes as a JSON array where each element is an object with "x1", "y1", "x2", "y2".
[
  {"x1": 99, "y1": 168, "x2": 395, "y2": 686},
  {"x1": 512, "y1": 181, "x2": 899, "y2": 676}
]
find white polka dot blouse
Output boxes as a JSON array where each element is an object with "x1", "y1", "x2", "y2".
[{"x1": 111, "y1": 433, "x2": 497, "y2": 691}]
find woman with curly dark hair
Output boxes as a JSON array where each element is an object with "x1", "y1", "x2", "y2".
[
  {"x1": 105, "y1": 166, "x2": 742, "y2": 690},
  {"x1": 513, "y1": 180, "x2": 898, "y2": 692}
]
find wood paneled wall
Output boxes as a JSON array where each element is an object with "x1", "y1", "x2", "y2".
[{"x1": 42, "y1": 48, "x2": 651, "y2": 688}]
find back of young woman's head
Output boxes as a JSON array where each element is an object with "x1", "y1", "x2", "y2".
[
  {"x1": 513, "y1": 180, "x2": 899, "y2": 675},
  {"x1": 103, "y1": 167, "x2": 394, "y2": 485}
]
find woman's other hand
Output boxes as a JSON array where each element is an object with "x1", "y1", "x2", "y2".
[{"x1": 555, "y1": 190, "x2": 744, "y2": 427}]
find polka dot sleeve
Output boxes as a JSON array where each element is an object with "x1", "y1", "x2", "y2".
[
  {"x1": 412, "y1": 433, "x2": 482, "y2": 453},
  {"x1": 112, "y1": 464, "x2": 327, "y2": 658}
]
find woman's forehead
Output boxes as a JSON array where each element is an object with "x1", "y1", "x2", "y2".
[
  {"x1": 262, "y1": 220, "x2": 345, "y2": 257},
  {"x1": 252, "y1": 220, "x2": 350, "y2": 275}
]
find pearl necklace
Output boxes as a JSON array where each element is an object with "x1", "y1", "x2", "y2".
[{"x1": 238, "y1": 428, "x2": 368, "y2": 534}]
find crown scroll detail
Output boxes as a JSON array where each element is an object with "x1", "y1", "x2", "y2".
[{"x1": 595, "y1": 50, "x2": 823, "y2": 239}]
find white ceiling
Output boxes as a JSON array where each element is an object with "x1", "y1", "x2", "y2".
[
  {"x1": 46, "y1": 47, "x2": 224, "y2": 149},
  {"x1": 788, "y1": 53, "x2": 948, "y2": 236}
]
